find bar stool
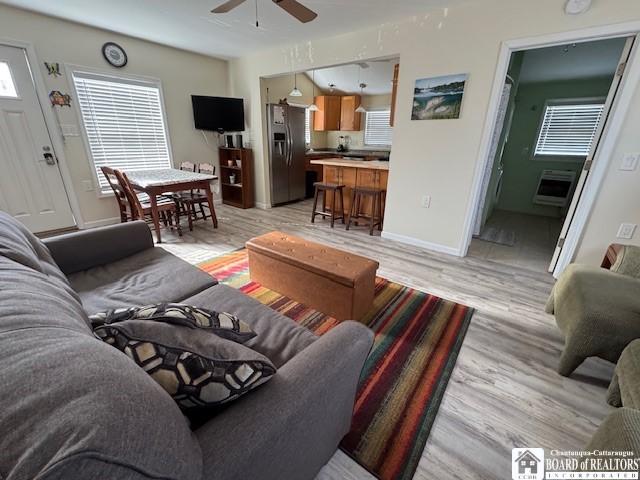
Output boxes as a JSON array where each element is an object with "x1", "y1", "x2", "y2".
[
  {"x1": 311, "y1": 182, "x2": 346, "y2": 228},
  {"x1": 346, "y1": 187, "x2": 386, "y2": 235}
]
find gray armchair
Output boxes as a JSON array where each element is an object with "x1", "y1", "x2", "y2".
[{"x1": 546, "y1": 245, "x2": 640, "y2": 376}]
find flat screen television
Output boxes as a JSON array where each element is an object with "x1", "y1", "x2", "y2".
[{"x1": 191, "y1": 95, "x2": 244, "y2": 132}]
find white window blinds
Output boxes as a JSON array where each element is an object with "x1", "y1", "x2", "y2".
[
  {"x1": 534, "y1": 102, "x2": 604, "y2": 157},
  {"x1": 364, "y1": 110, "x2": 393, "y2": 147},
  {"x1": 305, "y1": 108, "x2": 311, "y2": 145},
  {"x1": 73, "y1": 72, "x2": 172, "y2": 192}
]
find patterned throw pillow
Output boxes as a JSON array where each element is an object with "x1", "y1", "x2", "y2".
[
  {"x1": 94, "y1": 320, "x2": 276, "y2": 410},
  {"x1": 89, "y1": 303, "x2": 256, "y2": 344}
]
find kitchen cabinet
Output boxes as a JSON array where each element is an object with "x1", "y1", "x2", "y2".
[
  {"x1": 390, "y1": 64, "x2": 399, "y2": 127},
  {"x1": 340, "y1": 95, "x2": 362, "y2": 131},
  {"x1": 313, "y1": 95, "x2": 362, "y2": 131},
  {"x1": 313, "y1": 96, "x2": 341, "y2": 131}
]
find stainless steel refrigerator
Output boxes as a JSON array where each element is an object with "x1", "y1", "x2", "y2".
[{"x1": 267, "y1": 104, "x2": 306, "y2": 206}]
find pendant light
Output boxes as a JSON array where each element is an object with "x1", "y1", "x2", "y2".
[
  {"x1": 355, "y1": 66, "x2": 367, "y2": 113},
  {"x1": 289, "y1": 73, "x2": 302, "y2": 97},
  {"x1": 308, "y1": 70, "x2": 319, "y2": 111}
]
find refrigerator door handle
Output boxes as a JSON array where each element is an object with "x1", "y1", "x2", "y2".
[{"x1": 286, "y1": 122, "x2": 293, "y2": 166}]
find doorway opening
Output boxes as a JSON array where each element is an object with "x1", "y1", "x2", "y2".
[
  {"x1": 468, "y1": 36, "x2": 633, "y2": 273},
  {"x1": 259, "y1": 56, "x2": 398, "y2": 208}
]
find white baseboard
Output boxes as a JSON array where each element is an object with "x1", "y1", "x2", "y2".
[
  {"x1": 381, "y1": 231, "x2": 462, "y2": 257},
  {"x1": 80, "y1": 216, "x2": 120, "y2": 230},
  {"x1": 254, "y1": 201, "x2": 270, "y2": 210}
]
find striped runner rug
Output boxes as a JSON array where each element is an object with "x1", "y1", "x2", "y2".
[{"x1": 198, "y1": 250, "x2": 473, "y2": 480}]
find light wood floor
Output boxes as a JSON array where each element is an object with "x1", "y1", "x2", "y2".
[{"x1": 159, "y1": 200, "x2": 614, "y2": 480}]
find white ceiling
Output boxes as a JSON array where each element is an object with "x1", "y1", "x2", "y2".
[
  {"x1": 2, "y1": 0, "x2": 472, "y2": 58},
  {"x1": 519, "y1": 37, "x2": 627, "y2": 83},
  {"x1": 306, "y1": 59, "x2": 398, "y2": 95}
]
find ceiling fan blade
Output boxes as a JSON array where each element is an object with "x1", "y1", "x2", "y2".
[
  {"x1": 211, "y1": 0, "x2": 247, "y2": 14},
  {"x1": 273, "y1": 0, "x2": 318, "y2": 23}
]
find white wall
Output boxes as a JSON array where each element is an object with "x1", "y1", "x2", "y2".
[
  {"x1": 229, "y1": 0, "x2": 640, "y2": 262},
  {"x1": 0, "y1": 4, "x2": 229, "y2": 226}
]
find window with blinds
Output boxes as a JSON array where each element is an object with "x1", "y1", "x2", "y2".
[
  {"x1": 304, "y1": 108, "x2": 311, "y2": 145},
  {"x1": 364, "y1": 110, "x2": 393, "y2": 147},
  {"x1": 534, "y1": 102, "x2": 604, "y2": 158},
  {"x1": 73, "y1": 71, "x2": 172, "y2": 193}
]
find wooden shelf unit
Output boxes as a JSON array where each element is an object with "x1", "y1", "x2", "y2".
[{"x1": 219, "y1": 147, "x2": 254, "y2": 209}]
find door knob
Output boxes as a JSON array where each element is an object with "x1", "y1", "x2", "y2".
[{"x1": 43, "y1": 153, "x2": 56, "y2": 165}]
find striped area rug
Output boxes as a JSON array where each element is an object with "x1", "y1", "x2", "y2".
[{"x1": 199, "y1": 250, "x2": 473, "y2": 480}]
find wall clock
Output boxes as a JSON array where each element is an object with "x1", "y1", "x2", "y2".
[{"x1": 102, "y1": 42, "x2": 128, "y2": 68}]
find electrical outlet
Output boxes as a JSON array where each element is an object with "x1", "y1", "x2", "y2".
[
  {"x1": 421, "y1": 195, "x2": 431, "y2": 208},
  {"x1": 620, "y1": 153, "x2": 640, "y2": 172},
  {"x1": 82, "y1": 180, "x2": 94, "y2": 192},
  {"x1": 617, "y1": 223, "x2": 637, "y2": 240}
]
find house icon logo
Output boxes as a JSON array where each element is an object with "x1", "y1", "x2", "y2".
[{"x1": 512, "y1": 448, "x2": 544, "y2": 480}]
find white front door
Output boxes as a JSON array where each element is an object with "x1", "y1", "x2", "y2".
[{"x1": 0, "y1": 45, "x2": 75, "y2": 233}]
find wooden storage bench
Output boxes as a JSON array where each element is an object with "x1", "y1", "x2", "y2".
[{"x1": 246, "y1": 232, "x2": 379, "y2": 321}]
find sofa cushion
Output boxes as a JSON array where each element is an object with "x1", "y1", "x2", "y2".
[
  {"x1": 184, "y1": 284, "x2": 317, "y2": 368},
  {"x1": 0, "y1": 328, "x2": 203, "y2": 480},
  {"x1": 0, "y1": 257, "x2": 202, "y2": 480},
  {"x1": 0, "y1": 212, "x2": 73, "y2": 291},
  {"x1": 95, "y1": 320, "x2": 276, "y2": 409},
  {"x1": 68, "y1": 247, "x2": 218, "y2": 314},
  {"x1": 0, "y1": 257, "x2": 91, "y2": 334},
  {"x1": 90, "y1": 303, "x2": 257, "y2": 344}
]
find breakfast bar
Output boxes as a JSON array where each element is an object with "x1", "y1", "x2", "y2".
[{"x1": 310, "y1": 158, "x2": 389, "y2": 220}]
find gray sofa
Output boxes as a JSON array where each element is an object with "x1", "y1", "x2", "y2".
[{"x1": 0, "y1": 212, "x2": 374, "y2": 480}]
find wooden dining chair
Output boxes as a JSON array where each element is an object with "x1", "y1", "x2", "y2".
[
  {"x1": 115, "y1": 169, "x2": 182, "y2": 239},
  {"x1": 197, "y1": 163, "x2": 218, "y2": 225},
  {"x1": 100, "y1": 166, "x2": 132, "y2": 223},
  {"x1": 172, "y1": 162, "x2": 217, "y2": 231}
]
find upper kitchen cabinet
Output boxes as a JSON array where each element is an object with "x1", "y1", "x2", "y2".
[
  {"x1": 390, "y1": 64, "x2": 399, "y2": 127},
  {"x1": 340, "y1": 95, "x2": 362, "y2": 131},
  {"x1": 312, "y1": 95, "x2": 362, "y2": 131},
  {"x1": 313, "y1": 96, "x2": 341, "y2": 131}
]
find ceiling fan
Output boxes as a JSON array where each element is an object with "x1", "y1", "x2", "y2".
[{"x1": 212, "y1": 0, "x2": 318, "y2": 25}]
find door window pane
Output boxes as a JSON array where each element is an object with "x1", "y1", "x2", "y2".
[{"x1": 0, "y1": 62, "x2": 18, "y2": 98}]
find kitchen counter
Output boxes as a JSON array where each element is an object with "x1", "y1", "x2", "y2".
[
  {"x1": 306, "y1": 149, "x2": 390, "y2": 160},
  {"x1": 310, "y1": 158, "x2": 389, "y2": 170},
  {"x1": 310, "y1": 158, "x2": 389, "y2": 219}
]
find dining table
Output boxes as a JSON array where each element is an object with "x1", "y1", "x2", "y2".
[{"x1": 125, "y1": 168, "x2": 219, "y2": 243}]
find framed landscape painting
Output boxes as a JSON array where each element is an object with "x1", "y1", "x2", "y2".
[{"x1": 411, "y1": 73, "x2": 468, "y2": 120}]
